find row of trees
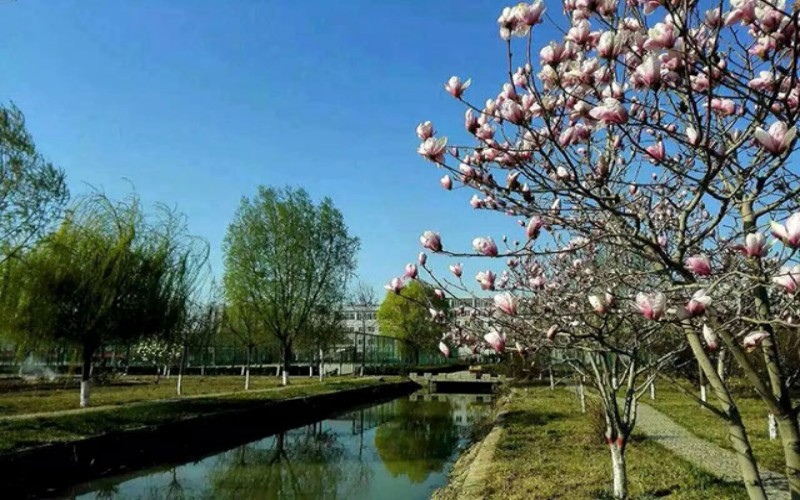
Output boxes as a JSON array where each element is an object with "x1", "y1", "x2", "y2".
[
  {"x1": 398, "y1": 0, "x2": 800, "y2": 498},
  {"x1": 222, "y1": 186, "x2": 360, "y2": 386},
  {"x1": 0, "y1": 101, "x2": 362, "y2": 403},
  {"x1": 0, "y1": 192, "x2": 211, "y2": 406}
]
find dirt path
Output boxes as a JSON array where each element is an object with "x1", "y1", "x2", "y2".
[{"x1": 636, "y1": 401, "x2": 788, "y2": 499}]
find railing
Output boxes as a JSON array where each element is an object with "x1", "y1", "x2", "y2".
[{"x1": 0, "y1": 331, "x2": 459, "y2": 375}]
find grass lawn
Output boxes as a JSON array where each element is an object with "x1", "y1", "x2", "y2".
[
  {"x1": 0, "y1": 374, "x2": 325, "y2": 416},
  {"x1": 480, "y1": 385, "x2": 746, "y2": 499},
  {"x1": 648, "y1": 381, "x2": 785, "y2": 474},
  {"x1": 0, "y1": 376, "x2": 397, "y2": 453}
]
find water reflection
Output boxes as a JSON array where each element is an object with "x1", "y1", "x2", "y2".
[{"x1": 71, "y1": 393, "x2": 492, "y2": 500}]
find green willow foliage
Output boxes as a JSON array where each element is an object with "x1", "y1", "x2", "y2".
[
  {"x1": 0, "y1": 103, "x2": 68, "y2": 262},
  {"x1": 5, "y1": 192, "x2": 208, "y2": 391},
  {"x1": 223, "y1": 186, "x2": 359, "y2": 375},
  {"x1": 376, "y1": 280, "x2": 449, "y2": 362}
]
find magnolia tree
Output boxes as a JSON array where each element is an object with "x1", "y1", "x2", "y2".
[
  {"x1": 404, "y1": 237, "x2": 682, "y2": 497},
  {"x1": 407, "y1": 0, "x2": 800, "y2": 497},
  {"x1": 133, "y1": 338, "x2": 182, "y2": 382}
]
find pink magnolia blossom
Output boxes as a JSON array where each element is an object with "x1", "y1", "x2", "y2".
[
  {"x1": 597, "y1": 31, "x2": 620, "y2": 58},
  {"x1": 416, "y1": 121, "x2": 434, "y2": 140},
  {"x1": 685, "y1": 254, "x2": 712, "y2": 277},
  {"x1": 444, "y1": 76, "x2": 471, "y2": 98},
  {"x1": 644, "y1": 22, "x2": 676, "y2": 50},
  {"x1": 686, "y1": 127, "x2": 699, "y2": 145},
  {"x1": 438, "y1": 341, "x2": 451, "y2": 358},
  {"x1": 494, "y1": 292, "x2": 518, "y2": 315},
  {"x1": 748, "y1": 71, "x2": 775, "y2": 91},
  {"x1": 384, "y1": 277, "x2": 405, "y2": 294},
  {"x1": 770, "y1": 213, "x2": 800, "y2": 248},
  {"x1": 516, "y1": 1, "x2": 545, "y2": 27},
  {"x1": 484, "y1": 328, "x2": 506, "y2": 353},
  {"x1": 429, "y1": 308, "x2": 444, "y2": 321},
  {"x1": 530, "y1": 275, "x2": 546, "y2": 289},
  {"x1": 703, "y1": 324, "x2": 719, "y2": 351},
  {"x1": 440, "y1": 175, "x2": 453, "y2": 190},
  {"x1": 420, "y1": 231, "x2": 443, "y2": 252},
  {"x1": 588, "y1": 292, "x2": 614, "y2": 314},
  {"x1": 772, "y1": 265, "x2": 800, "y2": 293},
  {"x1": 755, "y1": 121, "x2": 796, "y2": 155},
  {"x1": 476, "y1": 270, "x2": 496, "y2": 290},
  {"x1": 449, "y1": 263, "x2": 463, "y2": 278},
  {"x1": 473, "y1": 236, "x2": 499, "y2": 256},
  {"x1": 744, "y1": 331, "x2": 770, "y2": 351},
  {"x1": 685, "y1": 289, "x2": 712, "y2": 317},
  {"x1": 589, "y1": 98, "x2": 628, "y2": 125},
  {"x1": 417, "y1": 137, "x2": 448, "y2": 162},
  {"x1": 735, "y1": 232, "x2": 767, "y2": 257},
  {"x1": 418, "y1": 252, "x2": 427, "y2": 266},
  {"x1": 526, "y1": 216, "x2": 543, "y2": 239},
  {"x1": 709, "y1": 98, "x2": 736, "y2": 116},
  {"x1": 434, "y1": 289, "x2": 445, "y2": 300},
  {"x1": 646, "y1": 140, "x2": 666, "y2": 162},
  {"x1": 404, "y1": 263, "x2": 418, "y2": 279},
  {"x1": 635, "y1": 292, "x2": 667, "y2": 320},
  {"x1": 634, "y1": 55, "x2": 661, "y2": 89},
  {"x1": 540, "y1": 42, "x2": 565, "y2": 65}
]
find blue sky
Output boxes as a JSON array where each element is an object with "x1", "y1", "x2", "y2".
[{"x1": 0, "y1": 0, "x2": 560, "y2": 296}]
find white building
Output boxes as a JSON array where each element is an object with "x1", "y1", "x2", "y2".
[{"x1": 339, "y1": 297, "x2": 493, "y2": 353}]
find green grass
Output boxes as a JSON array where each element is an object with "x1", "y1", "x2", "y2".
[
  {"x1": 0, "y1": 375, "x2": 327, "y2": 416},
  {"x1": 0, "y1": 376, "x2": 397, "y2": 453},
  {"x1": 648, "y1": 381, "x2": 785, "y2": 474},
  {"x1": 480, "y1": 386, "x2": 746, "y2": 499}
]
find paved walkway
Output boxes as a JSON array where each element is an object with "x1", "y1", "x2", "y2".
[{"x1": 636, "y1": 401, "x2": 788, "y2": 499}]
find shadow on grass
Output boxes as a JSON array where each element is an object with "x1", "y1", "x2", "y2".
[{"x1": 499, "y1": 409, "x2": 560, "y2": 428}]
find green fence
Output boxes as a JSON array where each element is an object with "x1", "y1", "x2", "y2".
[{"x1": 0, "y1": 331, "x2": 457, "y2": 375}]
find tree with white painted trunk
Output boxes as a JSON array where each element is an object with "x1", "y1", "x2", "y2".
[
  {"x1": 348, "y1": 281, "x2": 377, "y2": 377},
  {"x1": 408, "y1": 0, "x2": 800, "y2": 494},
  {"x1": 7, "y1": 192, "x2": 203, "y2": 407},
  {"x1": 222, "y1": 301, "x2": 266, "y2": 391},
  {"x1": 223, "y1": 187, "x2": 359, "y2": 387}
]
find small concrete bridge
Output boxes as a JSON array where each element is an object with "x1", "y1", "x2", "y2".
[{"x1": 409, "y1": 370, "x2": 505, "y2": 394}]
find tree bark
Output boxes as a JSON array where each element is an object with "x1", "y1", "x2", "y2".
[
  {"x1": 244, "y1": 344, "x2": 252, "y2": 391},
  {"x1": 80, "y1": 345, "x2": 93, "y2": 408},
  {"x1": 717, "y1": 348, "x2": 727, "y2": 382},
  {"x1": 649, "y1": 381, "x2": 656, "y2": 400},
  {"x1": 319, "y1": 348, "x2": 324, "y2": 382},
  {"x1": 699, "y1": 364, "x2": 708, "y2": 404},
  {"x1": 769, "y1": 413, "x2": 778, "y2": 441},
  {"x1": 683, "y1": 326, "x2": 766, "y2": 499},
  {"x1": 176, "y1": 344, "x2": 187, "y2": 396},
  {"x1": 610, "y1": 443, "x2": 627, "y2": 499},
  {"x1": 578, "y1": 381, "x2": 586, "y2": 414},
  {"x1": 281, "y1": 342, "x2": 292, "y2": 386}
]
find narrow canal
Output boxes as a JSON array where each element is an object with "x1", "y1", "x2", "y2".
[{"x1": 62, "y1": 391, "x2": 493, "y2": 499}]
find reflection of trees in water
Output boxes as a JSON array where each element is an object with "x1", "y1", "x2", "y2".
[
  {"x1": 91, "y1": 482, "x2": 119, "y2": 500},
  {"x1": 209, "y1": 423, "x2": 347, "y2": 499},
  {"x1": 139, "y1": 468, "x2": 183, "y2": 500},
  {"x1": 373, "y1": 398, "x2": 459, "y2": 484},
  {"x1": 165, "y1": 468, "x2": 185, "y2": 500}
]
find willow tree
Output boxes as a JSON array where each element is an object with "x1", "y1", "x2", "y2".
[
  {"x1": 0, "y1": 103, "x2": 68, "y2": 263},
  {"x1": 8, "y1": 193, "x2": 205, "y2": 407},
  {"x1": 223, "y1": 186, "x2": 359, "y2": 385},
  {"x1": 377, "y1": 280, "x2": 449, "y2": 365}
]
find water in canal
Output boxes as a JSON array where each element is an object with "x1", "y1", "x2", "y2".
[{"x1": 67, "y1": 391, "x2": 493, "y2": 500}]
